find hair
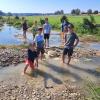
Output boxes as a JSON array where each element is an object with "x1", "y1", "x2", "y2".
[
  {"x1": 38, "y1": 27, "x2": 43, "y2": 31},
  {"x1": 45, "y1": 17, "x2": 48, "y2": 21}
]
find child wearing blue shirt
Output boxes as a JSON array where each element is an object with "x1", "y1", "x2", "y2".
[{"x1": 34, "y1": 27, "x2": 45, "y2": 60}]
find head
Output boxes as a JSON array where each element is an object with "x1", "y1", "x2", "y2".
[
  {"x1": 68, "y1": 24, "x2": 74, "y2": 33},
  {"x1": 35, "y1": 20, "x2": 37, "y2": 25},
  {"x1": 45, "y1": 17, "x2": 48, "y2": 23},
  {"x1": 38, "y1": 27, "x2": 43, "y2": 34}
]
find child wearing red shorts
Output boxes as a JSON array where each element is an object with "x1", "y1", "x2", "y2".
[{"x1": 24, "y1": 42, "x2": 38, "y2": 74}]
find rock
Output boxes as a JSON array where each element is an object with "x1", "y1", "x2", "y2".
[{"x1": 48, "y1": 50, "x2": 60, "y2": 58}]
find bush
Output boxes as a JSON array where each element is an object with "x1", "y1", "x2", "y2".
[
  {"x1": 15, "y1": 16, "x2": 19, "y2": 20},
  {"x1": 0, "y1": 16, "x2": 3, "y2": 19},
  {"x1": 83, "y1": 16, "x2": 97, "y2": 33},
  {"x1": 40, "y1": 18, "x2": 45, "y2": 25}
]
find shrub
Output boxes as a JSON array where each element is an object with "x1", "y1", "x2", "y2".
[
  {"x1": 15, "y1": 16, "x2": 19, "y2": 20},
  {"x1": 40, "y1": 18, "x2": 45, "y2": 25}
]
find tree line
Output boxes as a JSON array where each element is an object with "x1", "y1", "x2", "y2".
[{"x1": 0, "y1": 9, "x2": 99, "y2": 16}]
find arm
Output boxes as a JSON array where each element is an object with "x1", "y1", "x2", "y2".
[
  {"x1": 73, "y1": 36, "x2": 79, "y2": 48},
  {"x1": 43, "y1": 24, "x2": 45, "y2": 34},
  {"x1": 34, "y1": 35, "x2": 37, "y2": 47}
]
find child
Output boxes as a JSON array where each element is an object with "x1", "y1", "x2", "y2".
[
  {"x1": 62, "y1": 24, "x2": 79, "y2": 65},
  {"x1": 22, "y1": 20, "x2": 28, "y2": 40},
  {"x1": 24, "y1": 42, "x2": 38, "y2": 74},
  {"x1": 43, "y1": 18, "x2": 51, "y2": 48},
  {"x1": 34, "y1": 27, "x2": 45, "y2": 60},
  {"x1": 32, "y1": 20, "x2": 38, "y2": 40}
]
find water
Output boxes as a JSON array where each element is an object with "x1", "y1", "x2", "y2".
[
  {"x1": 0, "y1": 24, "x2": 62, "y2": 46},
  {"x1": 78, "y1": 42, "x2": 100, "y2": 50},
  {"x1": 0, "y1": 24, "x2": 33, "y2": 45},
  {"x1": 0, "y1": 24, "x2": 100, "y2": 50}
]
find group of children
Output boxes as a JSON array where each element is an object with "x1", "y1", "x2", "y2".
[{"x1": 23, "y1": 17, "x2": 79, "y2": 74}]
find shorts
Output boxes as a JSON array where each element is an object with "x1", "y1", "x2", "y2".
[
  {"x1": 44, "y1": 34, "x2": 50, "y2": 39},
  {"x1": 63, "y1": 47, "x2": 73, "y2": 57},
  {"x1": 37, "y1": 47, "x2": 45, "y2": 55},
  {"x1": 25, "y1": 59, "x2": 34, "y2": 69}
]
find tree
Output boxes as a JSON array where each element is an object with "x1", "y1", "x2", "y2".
[
  {"x1": 71, "y1": 9, "x2": 76, "y2": 15},
  {"x1": 87, "y1": 9, "x2": 92, "y2": 15},
  {"x1": 54, "y1": 10, "x2": 64, "y2": 15},
  {"x1": 0, "y1": 10, "x2": 5, "y2": 16},
  {"x1": 75, "y1": 8, "x2": 81, "y2": 15},
  {"x1": 71, "y1": 9, "x2": 81, "y2": 15},
  {"x1": 7, "y1": 12, "x2": 12, "y2": 16},
  {"x1": 60, "y1": 10, "x2": 64, "y2": 14},
  {"x1": 93, "y1": 10, "x2": 98, "y2": 14}
]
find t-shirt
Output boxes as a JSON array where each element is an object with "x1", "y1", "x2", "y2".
[
  {"x1": 61, "y1": 22, "x2": 70, "y2": 32},
  {"x1": 65, "y1": 32, "x2": 79, "y2": 47},
  {"x1": 43, "y1": 23, "x2": 51, "y2": 34},
  {"x1": 23, "y1": 22, "x2": 28, "y2": 30},
  {"x1": 28, "y1": 49, "x2": 37, "y2": 61},
  {"x1": 34, "y1": 34, "x2": 44, "y2": 48}
]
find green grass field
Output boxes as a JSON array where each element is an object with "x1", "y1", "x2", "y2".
[{"x1": 26, "y1": 15, "x2": 100, "y2": 25}]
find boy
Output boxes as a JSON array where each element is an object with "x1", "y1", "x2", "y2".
[
  {"x1": 62, "y1": 24, "x2": 79, "y2": 65},
  {"x1": 32, "y1": 20, "x2": 38, "y2": 40},
  {"x1": 34, "y1": 27, "x2": 45, "y2": 60},
  {"x1": 24, "y1": 42, "x2": 38, "y2": 74},
  {"x1": 43, "y1": 18, "x2": 51, "y2": 48},
  {"x1": 22, "y1": 20, "x2": 28, "y2": 40}
]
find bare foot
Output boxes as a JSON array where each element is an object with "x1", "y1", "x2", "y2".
[
  {"x1": 21, "y1": 72, "x2": 25, "y2": 75},
  {"x1": 66, "y1": 63, "x2": 70, "y2": 65}
]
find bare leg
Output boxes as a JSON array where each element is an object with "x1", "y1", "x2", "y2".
[
  {"x1": 62, "y1": 54, "x2": 65, "y2": 63},
  {"x1": 44, "y1": 39, "x2": 46, "y2": 48},
  {"x1": 24, "y1": 64, "x2": 29, "y2": 74},
  {"x1": 67, "y1": 56, "x2": 71, "y2": 65},
  {"x1": 23, "y1": 30, "x2": 27, "y2": 40},
  {"x1": 36, "y1": 58, "x2": 38, "y2": 68},
  {"x1": 47, "y1": 39, "x2": 49, "y2": 47}
]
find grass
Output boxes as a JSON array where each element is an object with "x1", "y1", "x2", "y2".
[
  {"x1": 25, "y1": 15, "x2": 100, "y2": 25},
  {"x1": 84, "y1": 78, "x2": 100, "y2": 100}
]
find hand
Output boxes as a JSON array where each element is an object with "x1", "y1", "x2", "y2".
[{"x1": 73, "y1": 45, "x2": 76, "y2": 49}]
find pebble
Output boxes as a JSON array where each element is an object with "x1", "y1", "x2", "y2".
[{"x1": 0, "y1": 47, "x2": 99, "y2": 67}]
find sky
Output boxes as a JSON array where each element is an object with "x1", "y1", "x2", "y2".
[{"x1": 0, "y1": 0, "x2": 100, "y2": 13}]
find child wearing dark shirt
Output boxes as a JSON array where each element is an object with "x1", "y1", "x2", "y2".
[
  {"x1": 24, "y1": 42, "x2": 38, "y2": 74},
  {"x1": 62, "y1": 24, "x2": 79, "y2": 65}
]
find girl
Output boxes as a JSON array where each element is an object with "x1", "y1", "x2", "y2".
[{"x1": 24, "y1": 42, "x2": 38, "y2": 74}]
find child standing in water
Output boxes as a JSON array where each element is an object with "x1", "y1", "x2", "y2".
[
  {"x1": 34, "y1": 27, "x2": 45, "y2": 60},
  {"x1": 62, "y1": 24, "x2": 79, "y2": 65},
  {"x1": 32, "y1": 21, "x2": 38, "y2": 40},
  {"x1": 22, "y1": 20, "x2": 28, "y2": 40},
  {"x1": 24, "y1": 42, "x2": 38, "y2": 74},
  {"x1": 43, "y1": 18, "x2": 51, "y2": 48}
]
